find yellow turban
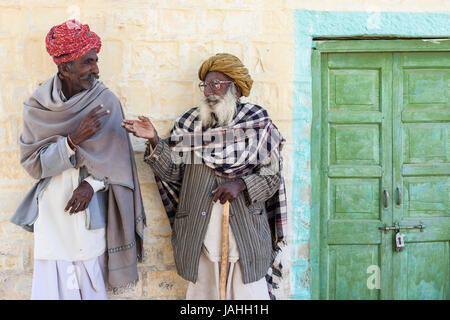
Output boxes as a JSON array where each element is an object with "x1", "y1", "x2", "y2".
[{"x1": 198, "y1": 53, "x2": 253, "y2": 97}]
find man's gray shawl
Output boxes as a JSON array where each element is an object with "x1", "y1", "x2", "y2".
[{"x1": 19, "y1": 75, "x2": 146, "y2": 289}]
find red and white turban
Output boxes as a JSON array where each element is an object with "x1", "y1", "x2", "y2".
[{"x1": 45, "y1": 19, "x2": 101, "y2": 65}]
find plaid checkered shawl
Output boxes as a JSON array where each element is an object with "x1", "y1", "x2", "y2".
[{"x1": 153, "y1": 102, "x2": 287, "y2": 299}]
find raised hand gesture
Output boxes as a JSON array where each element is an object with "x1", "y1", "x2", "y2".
[
  {"x1": 69, "y1": 105, "x2": 110, "y2": 148},
  {"x1": 121, "y1": 116, "x2": 159, "y2": 147}
]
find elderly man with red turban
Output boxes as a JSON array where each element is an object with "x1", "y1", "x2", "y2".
[
  {"x1": 122, "y1": 53, "x2": 287, "y2": 300},
  {"x1": 11, "y1": 20, "x2": 145, "y2": 300}
]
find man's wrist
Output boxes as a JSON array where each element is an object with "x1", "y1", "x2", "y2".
[
  {"x1": 67, "y1": 134, "x2": 77, "y2": 150},
  {"x1": 238, "y1": 178, "x2": 247, "y2": 192},
  {"x1": 148, "y1": 135, "x2": 159, "y2": 149},
  {"x1": 81, "y1": 180, "x2": 94, "y2": 193}
]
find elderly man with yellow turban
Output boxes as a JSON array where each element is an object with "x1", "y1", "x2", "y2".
[
  {"x1": 122, "y1": 53, "x2": 287, "y2": 300},
  {"x1": 11, "y1": 20, "x2": 145, "y2": 299}
]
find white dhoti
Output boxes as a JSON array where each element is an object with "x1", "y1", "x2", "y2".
[
  {"x1": 186, "y1": 201, "x2": 270, "y2": 300},
  {"x1": 31, "y1": 252, "x2": 108, "y2": 300},
  {"x1": 186, "y1": 251, "x2": 270, "y2": 300}
]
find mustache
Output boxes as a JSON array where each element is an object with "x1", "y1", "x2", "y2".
[
  {"x1": 205, "y1": 95, "x2": 222, "y2": 107},
  {"x1": 79, "y1": 73, "x2": 100, "y2": 81}
]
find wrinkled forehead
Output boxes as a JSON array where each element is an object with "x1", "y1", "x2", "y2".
[{"x1": 204, "y1": 71, "x2": 233, "y2": 82}]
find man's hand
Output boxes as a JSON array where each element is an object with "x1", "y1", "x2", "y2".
[
  {"x1": 121, "y1": 116, "x2": 159, "y2": 148},
  {"x1": 69, "y1": 105, "x2": 110, "y2": 147},
  {"x1": 212, "y1": 179, "x2": 247, "y2": 204},
  {"x1": 64, "y1": 181, "x2": 94, "y2": 215}
]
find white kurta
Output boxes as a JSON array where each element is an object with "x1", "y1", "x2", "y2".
[
  {"x1": 33, "y1": 138, "x2": 106, "y2": 262},
  {"x1": 189, "y1": 202, "x2": 270, "y2": 300},
  {"x1": 202, "y1": 201, "x2": 239, "y2": 262}
]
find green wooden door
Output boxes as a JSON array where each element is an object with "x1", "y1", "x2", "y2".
[
  {"x1": 392, "y1": 52, "x2": 450, "y2": 299},
  {"x1": 319, "y1": 52, "x2": 393, "y2": 299},
  {"x1": 314, "y1": 41, "x2": 450, "y2": 300}
]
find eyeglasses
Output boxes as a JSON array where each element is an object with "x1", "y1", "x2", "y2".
[{"x1": 198, "y1": 80, "x2": 233, "y2": 92}]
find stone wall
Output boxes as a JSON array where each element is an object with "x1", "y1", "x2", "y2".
[
  {"x1": 0, "y1": 0, "x2": 449, "y2": 299},
  {"x1": 0, "y1": 0, "x2": 294, "y2": 300}
]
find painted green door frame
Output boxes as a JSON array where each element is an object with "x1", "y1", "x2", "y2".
[{"x1": 311, "y1": 39, "x2": 450, "y2": 300}]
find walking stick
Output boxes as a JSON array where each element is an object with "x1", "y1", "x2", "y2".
[{"x1": 219, "y1": 201, "x2": 230, "y2": 300}]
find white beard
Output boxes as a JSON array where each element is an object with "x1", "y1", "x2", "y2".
[{"x1": 198, "y1": 87, "x2": 238, "y2": 128}]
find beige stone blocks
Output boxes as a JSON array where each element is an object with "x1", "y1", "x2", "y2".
[
  {"x1": 144, "y1": 42, "x2": 180, "y2": 80},
  {"x1": 0, "y1": 273, "x2": 33, "y2": 299},
  {"x1": 260, "y1": 9, "x2": 293, "y2": 35},
  {"x1": 0, "y1": 187, "x2": 30, "y2": 213},
  {"x1": 0, "y1": 81, "x2": 32, "y2": 114},
  {"x1": 0, "y1": 119, "x2": 12, "y2": 150},
  {"x1": 23, "y1": 37, "x2": 55, "y2": 78},
  {"x1": 0, "y1": 8, "x2": 25, "y2": 37},
  {"x1": 250, "y1": 41, "x2": 293, "y2": 82},
  {"x1": 159, "y1": 80, "x2": 195, "y2": 111},
  {"x1": 212, "y1": 40, "x2": 243, "y2": 60},
  {"x1": 178, "y1": 41, "x2": 214, "y2": 79},
  {"x1": 110, "y1": 8, "x2": 158, "y2": 39},
  {"x1": 197, "y1": 9, "x2": 227, "y2": 34},
  {"x1": 98, "y1": 40, "x2": 124, "y2": 81},
  {"x1": 159, "y1": 9, "x2": 197, "y2": 35},
  {"x1": 0, "y1": 39, "x2": 15, "y2": 74},
  {"x1": 0, "y1": 115, "x2": 22, "y2": 152},
  {"x1": 0, "y1": 239, "x2": 33, "y2": 271},
  {"x1": 0, "y1": 152, "x2": 28, "y2": 180},
  {"x1": 142, "y1": 238, "x2": 174, "y2": 267},
  {"x1": 25, "y1": 6, "x2": 70, "y2": 38},
  {"x1": 223, "y1": 9, "x2": 259, "y2": 35},
  {"x1": 120, "y1": 80, "x2": 155, "y2": 114},
  {"x1": 147, "y1": 211, "x2": 172, "y2": 238},
  {"x1": 0, "y1": 0, "x2": 304, "y2": 300},
  {"x1": 145, "y1": 270, "x2": 188, "y2": 298}
]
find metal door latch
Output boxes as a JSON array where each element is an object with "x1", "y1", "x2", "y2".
[
  {"x1": 377, "y1": 223, "x2": 425, "y2": 253},
  {"x1": 378, "y1": 224, "x2": 425, "y2": 232},
  {"x1": 395, "y1": 232, "x2": 405, "y2": 252}
]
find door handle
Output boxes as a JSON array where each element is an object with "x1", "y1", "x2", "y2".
[
  {"x1": 396, "y1": 186, "x2": 402, "y2": 206},
  {"x1": 378, "y1": 224, "x2": 425, "y2": 232},
  {"x1": 383, "y1": 190, "x2": 390, "y2": 209}
]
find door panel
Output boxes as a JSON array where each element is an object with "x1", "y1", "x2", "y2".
[
  {"x1": 329, "y1": 69, "x2": 380, "y2": 111},
  {"x1": 330, "y1": 124, "x2": 380, "y2": 165},
  {"x1": 403, "y1": 124, "x2": 449, "y2": 164},
  {"x1": 403, "y1": 177, "x2": 449, "y2": 217},
  {"x1": 320, "y1": 53, "x2": 393, "y2": 299},
  {"x1": 393, "y1": 52, "x2": 450, "y2": 300},
  {"x1": 330, "y1": 178, "x2": 380, "y2": 220},
  {"x1": 328, "y1": 245, "x2": 380, "y2": 299},
  {"x1": 404, "y1": 242, "x2": 448, "y2": 299}
]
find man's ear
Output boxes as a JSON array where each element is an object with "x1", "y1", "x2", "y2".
[{"x1": 58, "y1": 62, "x2": 72, "y2": 78}]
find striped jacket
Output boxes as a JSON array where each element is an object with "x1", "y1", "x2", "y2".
[{"x1": 145, "y1": 138, "x2": 281, "y2": 284}]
